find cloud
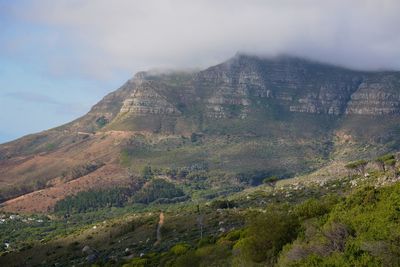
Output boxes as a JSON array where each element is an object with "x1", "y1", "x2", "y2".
[{"x1": 5, "y1": 0, "x2": 400, "y2": 79}]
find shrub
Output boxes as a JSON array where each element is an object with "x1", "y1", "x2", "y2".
[
  {"x1": 170, "y1": 243, "x2": 190, "y2": 256},
  {"x1": 141, "y1": 165, "x2": 153, "y2": 180},
  {"x1": 174, "y1": 251, "x2": 200, "y2": 267},
  {"x1": 95, "y1": 116, "x2": 108, "y2": 128},
  {"x1": 295, "y1": 198, "x2": 331, "y2": 219},
  {"x1": 211, "y1": 200, "x2": 237, "y2": 209},
  {"x1": 235, "y1": 208, "x2": 300, "y2": 264}
]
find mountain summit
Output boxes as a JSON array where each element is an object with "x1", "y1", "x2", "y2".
[{"x1": 1, "y1": 54, "x2": 400, "y2": 212}]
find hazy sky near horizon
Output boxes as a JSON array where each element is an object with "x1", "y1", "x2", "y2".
[{"x1": 1, "y1": 0, "x2": 400, "y2": 143}]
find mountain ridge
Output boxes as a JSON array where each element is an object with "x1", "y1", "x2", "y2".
[{"x1": 69, "y1": 53, "x2": 400, "y2": 134}]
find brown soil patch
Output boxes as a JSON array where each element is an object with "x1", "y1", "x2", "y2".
[
  {"x1": 1, "y1": 164, "x2": 129, "y2": 213},
  {"x1": 0, "y1": 130, "x2": 139, "y2": 213}
]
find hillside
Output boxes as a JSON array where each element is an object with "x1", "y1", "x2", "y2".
[
  {"x1": 1, "y1": 54, "x2": 400, "y2": 213},
  {"x1": 1, "y1": 153, "x2": 400, "y2": 266}
]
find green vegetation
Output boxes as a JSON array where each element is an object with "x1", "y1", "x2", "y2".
[
  {"x1": 96, "y1": 116, "x2": 109, "y2": 128},
  {"x1": 45, "y1": 143, "x2": 56, "y2": 151},
  {"x1": 133, "y1": 178, "x2": 185, "y2": 204},
  {"x1": 277, "y1": 184, "x2": 400, "y2": 266},
  {"x1": 116, "y1": 180, "x2": 400, "y2": 267},
  {"x1": 345, "y1": 159, "x2": 368, "y2": 176},
  {"x1": 122, "y1": 180, "x2": 400, "y2": 266},
  {"x1": 54, "y1": 173, "x2": 187, "y2": 213},
  {"x1": 375, "y1": 153, "x2": 396, "y2": 172},
  {"x1": 2, "y1": 154, "x2": 400, "y2": 266},
  {"x1": 235, "y1": 207, "x2": 299, "y2": 264},
  {"x1": 210, "y1": 199, "x2": 237, "y2": 209},
  {"x1": 115, "y1": 113, "x2": 338, "y2": 179},
  {"x1": 263, "y1": 175, "x2": 279, "y2": 187},
  {"x1": 54, "y1": 187, "x2": 130, "y2": 213},
  {"x1": 141, "y1": 165, "x2": 154, "y2": 180}
]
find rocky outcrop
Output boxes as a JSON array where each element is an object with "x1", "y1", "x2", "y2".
[
  {"x1": 194, "y1": 55, "x2": 369, "y2": 117},
  {"x1": 196, "y1": 55, "x2": 399, "y2": 117},
  {"x1": 120, "y1": 82, "x2": 180, "y2": 116},
  {"x1": 346, "y1": 81, "x2": 400, "y2": 115},
  {"x1": 195, "y1": 55, "x2": 262, "y2": 118}
]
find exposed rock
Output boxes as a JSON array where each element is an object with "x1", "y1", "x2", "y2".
[
  {"x1": 114, "y1": 55, "x2": 399, "y2": 122},
  {"x1": 82, "y1": 245, "x2": 93, "y2": 254},
  {"x1": 62, "y1": 54, "x2": 400, "y2": 134},
  {"x1": 346, "y1": 81, "x2": 400, "y2": 115},
  {"x1": 120, "y1": 82, "x2": 180, "y2": 116}
]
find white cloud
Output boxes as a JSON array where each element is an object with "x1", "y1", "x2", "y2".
[{"x1": 9, "y1": 0, "x2": 400, "y2": 78}]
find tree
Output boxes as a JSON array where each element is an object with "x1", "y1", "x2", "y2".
[
  {"x1": 235, "y1": 209, "x2": 299, "y2": 264},
  {"x1": 375, "y1": 154, "x2": 395, "y2": 172},
  {"x1": 345, "y1": 160, "x2": 368, "y2": 177},
  {"x1": 141, "y1": 165, "x2": 153, "y2": 180},
  {"x1": 54, "y1": 187, "x2": 130, "y2": 213},
  {"x1": 211, "y1": 200, "x2": 237, "y2": 209},
  {"x1": 133, "y1": 179, "x2": 185, "y2": 204},
  {"x1": 263, "y1": 176, "x2": 279, "y2": 188}
]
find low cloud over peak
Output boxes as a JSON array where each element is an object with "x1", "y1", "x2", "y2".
[{"x1": 3, "y1": 0, "x2": 400, "y2": 79}]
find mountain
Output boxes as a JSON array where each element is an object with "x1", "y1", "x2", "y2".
[{"x1": 1, "y1": 54, "x2": 400, "y2": 213}]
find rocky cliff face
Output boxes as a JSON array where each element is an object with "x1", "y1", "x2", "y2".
[
  {"x1": 346, "y1": 76, "x2": 400, "y2": 115},
  {"x1": 119, "y1": 82, "x2": 180, "y2": 115},
  {"x1": 64, "y1": 54, "x2": 400, "y2": 134},
  {"x1": 195, "y1": 55, "x2": 364, "y2": 118}
]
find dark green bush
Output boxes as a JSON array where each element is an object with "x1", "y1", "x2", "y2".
[{"x1": 133, "y1": 179, "x2": 185, "y2": 204}]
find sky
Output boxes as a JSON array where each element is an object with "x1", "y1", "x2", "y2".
[{"x1": 1, "y1": 0, "x2": 400, "y2": 143}]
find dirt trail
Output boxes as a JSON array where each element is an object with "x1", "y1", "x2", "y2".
[{"x1": 154, "y1": 212, "x2": 164, "y2": 245}]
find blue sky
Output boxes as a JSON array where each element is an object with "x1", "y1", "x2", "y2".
[
  {"x1": 0, "y1": 58, "x2": 126, "y2": 143},
  {"x1": 1, "y1": 0, "x2": 400, "y2": 143},
  {"x1": 0, "y1": 56, "x2": 127, "y2": 143}
]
